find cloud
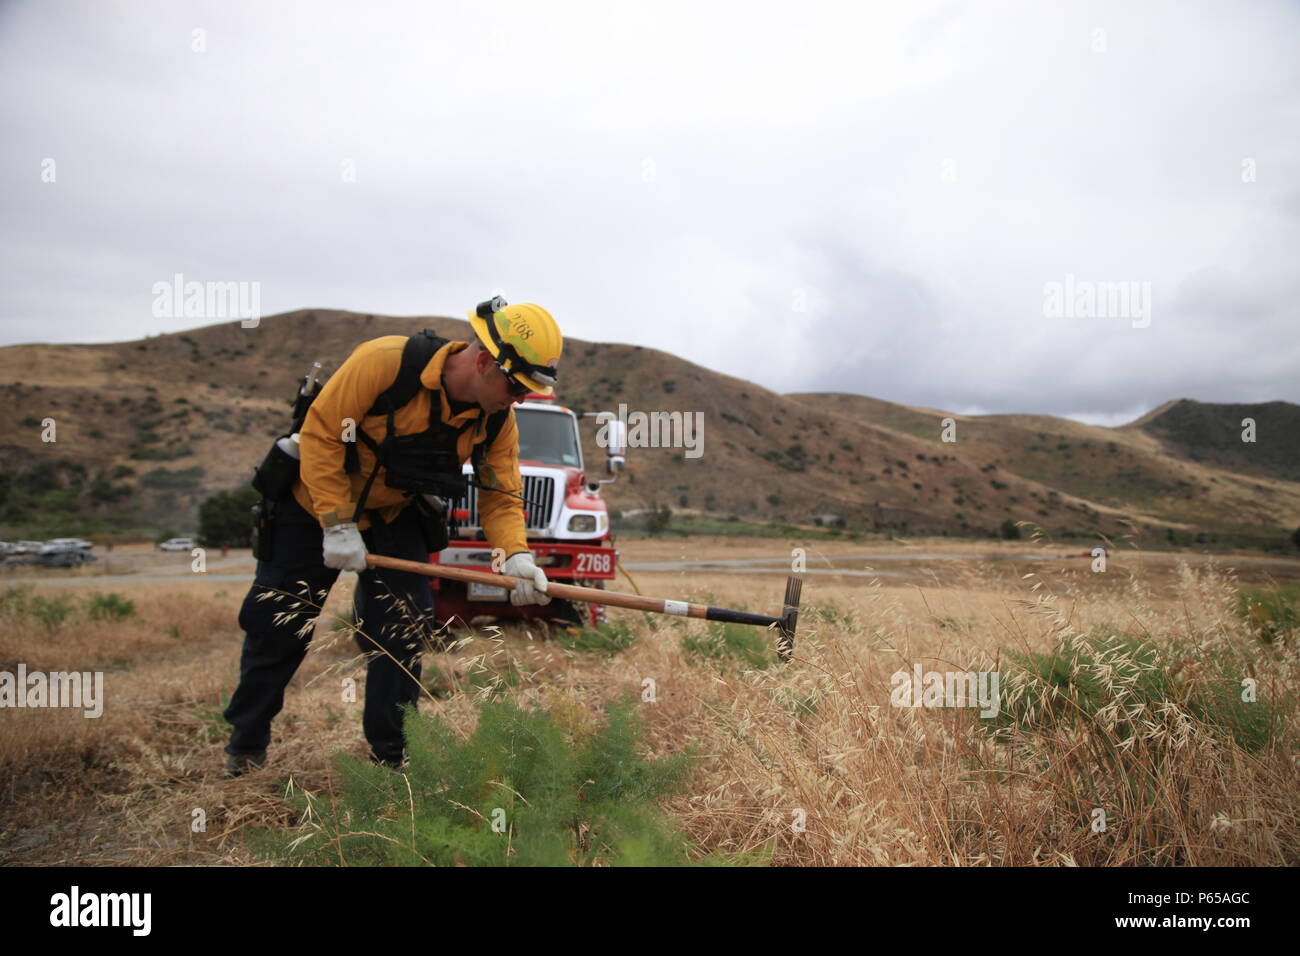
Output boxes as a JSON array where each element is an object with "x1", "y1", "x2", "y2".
[{"x1": 1, "y1": 0, "x2": 1297, "y2": 426}]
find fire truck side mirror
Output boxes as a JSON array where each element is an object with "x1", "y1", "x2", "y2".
[
  {"x1": 606, "y1": 455, "x2": 625, "y2": 476},
  {"x1": 604, "y1": 419, "x2": 627, "y2": 458}
]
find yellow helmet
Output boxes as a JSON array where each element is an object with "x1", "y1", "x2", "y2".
[{"x1": 466, "y1": 297, "x2": 563, "y2": 396}]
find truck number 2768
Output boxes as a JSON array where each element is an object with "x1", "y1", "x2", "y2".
[{"x1": 576, "y1": 551, "x2": 612, "y2": 575}]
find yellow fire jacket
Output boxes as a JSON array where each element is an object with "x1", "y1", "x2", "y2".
[{"x1": 290, "y1": 336, "x2": 529, "y2": 556}]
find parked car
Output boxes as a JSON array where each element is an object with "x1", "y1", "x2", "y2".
[
  {"x1": 36, "y1": 550, "x2": 96, "y2": 567},
  {"x1": 43, "y1": 538, "x2": 95, "y2": 552},
  {"x1": 158, "y1": 537, "x2": 195, "y2": 552}
]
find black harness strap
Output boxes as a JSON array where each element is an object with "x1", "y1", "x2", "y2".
[
  {"x1": 347, "y1": 332, "x2": 520, "y2": 522},
  {"x1": 349, "y1": 331, "x2": 446, "y2": 523}
]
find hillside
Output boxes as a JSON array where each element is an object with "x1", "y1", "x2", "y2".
[
  {"x1": 787, "y1": 392, "x2": 1300, "y2": 541},
  {"x1": 1, "y1": 308, "x2": 1298, "y2": 545},
  {"x1": 1122, "y1": 398, "x2": 1300, "y2": 482}
]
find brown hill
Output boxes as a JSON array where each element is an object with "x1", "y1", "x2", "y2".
[
  {"x1": 786, "y1": 393, "x2": 1300, "y2": 541},
  {"x1": 2, "y1": 309, "x2": 1298, "y2": 545},
  {"x1": 1121, "y1": 398, "x2": 1300, "y2": 482}
]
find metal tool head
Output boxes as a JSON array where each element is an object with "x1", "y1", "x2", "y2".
[{"x1": 777, "y1": 575, "x2": 802, "y2": 662}]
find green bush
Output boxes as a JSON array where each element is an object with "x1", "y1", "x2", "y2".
[
  {"x1": 1234, "y1": 584, "x2": 1300, "y2": 644},
  {"x1": 644, "y1": 504, "x2": 672, "y2": 536},
  {"x1": 89, "y1": 475, "x2": 133, "y2": 504},
  {"x1": 30, "y1": 594, "x2": 77, "y2": 632},
  {"x1": 248, "y1": 695, "x2": 731, "y2": 866},
  {"x1": 129, "y1": 444, "x2": 194, "y2": 461},
  {"x1": 0, "y1": 586, "x2": 33, "y2": 616},
  {"x1": 682, "y1": 619, "x2": 772, "y2": 670},
  {"x1": 140, "y1": 465, "x2": 204, "y2": 490},
  {"x1": 86, "y1": 592, "x2": 135, "y2": 621},
  {"x1": 198, "y1": 486, "x2": 261, "y2": 548},
  {"x1": 556, "y1": 618, "x2": 638, "y2": 655},
  {"x1": 1, "y1": 587, "x2": 80, "y2": 632},
  {"x1": 991, "y1": 629, "x2": 1284, "y2": 755}
]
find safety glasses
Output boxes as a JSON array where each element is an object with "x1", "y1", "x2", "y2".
[{"x1": 499, "y1": 363, "x2": 530, "y2": 398}]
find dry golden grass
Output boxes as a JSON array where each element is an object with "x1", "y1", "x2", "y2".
[{"x1": 0, "y1": 541, "x2": 1296, "y2": 866}]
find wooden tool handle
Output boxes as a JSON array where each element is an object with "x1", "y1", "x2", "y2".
[{"x1": 365, "y1": 553, "x2": 704, "y2": 616}]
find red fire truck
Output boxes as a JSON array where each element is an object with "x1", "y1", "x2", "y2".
[{"x1": 429, "y1": 394, "x2": 625, "y2": 628}]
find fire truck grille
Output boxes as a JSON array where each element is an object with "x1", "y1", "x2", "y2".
[{"x1": 456, "y1": 475, "x2": 557, "y2": 532}]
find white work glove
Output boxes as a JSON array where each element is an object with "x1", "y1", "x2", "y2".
[
  {"x1": 501, "y1": 551, "x2": 551, "y2": 606},
  {"x1": 322, "y1": 522, "x2": 368, "y2": 571}
]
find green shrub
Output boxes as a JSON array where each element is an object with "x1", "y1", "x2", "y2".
[
  {"x1": 808, "y1": 604, "x2": 857, "y2": 628},
  {"x1": 0, "y1": 586, "x2": 33, "y2": 616},
  {"x1": 991, "y1": 629, "x2": 1284, "y2": 755},
  {"x1": 1, "y1": 587, "x2": 81, "y2": 632},
  {"x1": 248, "y1": 695, "x2": 730, "y2": 866},
  {"x1": 130, "y1": 445, "x2": 194, "y2": 461},
  {"x1": 30, "y1": 594, "x2": 76, "y2": 632},
  {"x1": 1234, "y1": 584, "x2": 1300, "y2": 644},
  {"x1": 140, "y1": 465, "x2": 204, "y2": 489},
  {"x1": 556, "y1": 618, "x2": 638, "y2": 655},
  {"x1": 682, "y1": 619, "x2": 772, "y2": 670},
  {"x1": 645, "y1": 505, "x2": 672, "y2": 536},
  {"x1": 86, "y1": 592, "x2": 135, "y2": 621},
  {"x1": 197, "y1": 486, "x2": 260, "y2": 547}
]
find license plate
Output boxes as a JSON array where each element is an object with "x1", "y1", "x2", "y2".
[{"x1": 468, "y1": 581, "x2": 509, "y2": 601}]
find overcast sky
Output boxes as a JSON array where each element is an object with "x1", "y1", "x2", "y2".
[{"x1": 2, "y1": 0, "x2": 1297, "y2": 425}]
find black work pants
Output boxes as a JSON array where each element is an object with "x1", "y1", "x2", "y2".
[{"x1": 222, "y1": 495, "x2": 434, "y2": 764}]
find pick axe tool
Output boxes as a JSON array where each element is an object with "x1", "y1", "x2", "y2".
[{"x1": 366, "y1": 555, "x2": 803, "y2": 662}]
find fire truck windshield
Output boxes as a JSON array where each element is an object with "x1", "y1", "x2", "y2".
[{"x1": 515, "y1": 408, "x2": 581, "y2": 467}]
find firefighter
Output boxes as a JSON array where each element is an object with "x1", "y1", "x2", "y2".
[{"x1": 222, "y1": 300, "x2": 563, "y2": 776}]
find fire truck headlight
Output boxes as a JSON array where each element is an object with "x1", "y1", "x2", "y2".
[{"x1": 567, "y1": 514, "x2": 597, "y2": 533}]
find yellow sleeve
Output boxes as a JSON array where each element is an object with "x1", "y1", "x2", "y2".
[
  {"x1": 476, "y1": 410, "x2": 530, "y2": 557},
  {"x1": 298, "y1": 336, "x2": 404, "y2": 526}
]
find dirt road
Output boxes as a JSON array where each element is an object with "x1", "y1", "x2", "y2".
[{"x1": 7, "y1": 541, "x2": 1298, "y2": 591}]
